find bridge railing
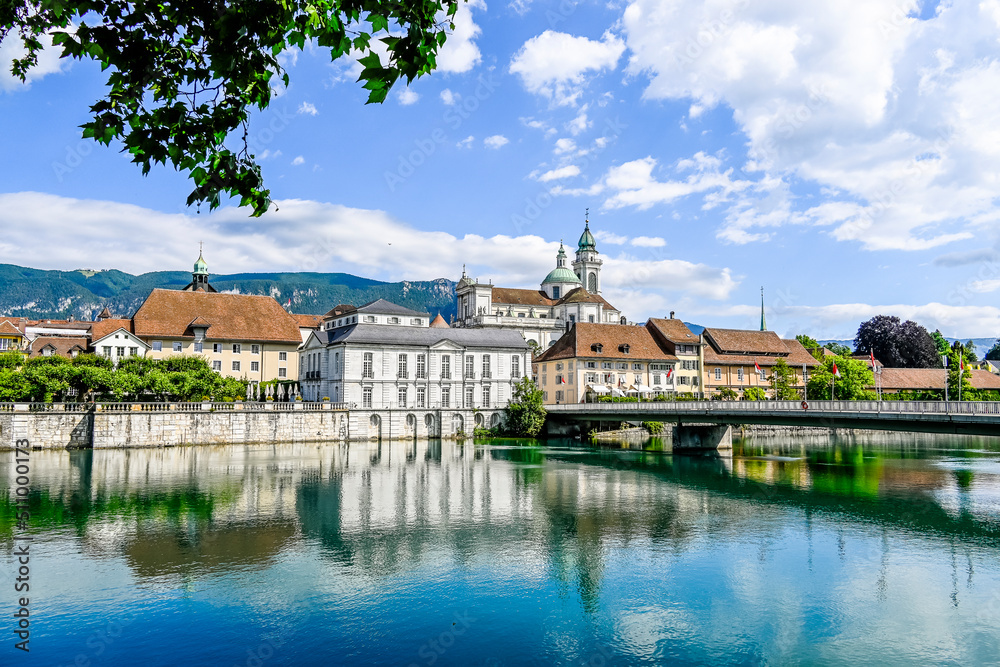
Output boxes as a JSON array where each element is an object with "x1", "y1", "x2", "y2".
[{"x1": 550, "y1": 400, "x2": 1000, "y2": 416}]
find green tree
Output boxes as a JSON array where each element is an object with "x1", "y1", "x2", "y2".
[
  {"x1": 825, "y1": 342, "x2": 852, "y2": 356},
  {"x1": 947, "y1": 344, "x2": 976, "y2": 400},
  {"x1": 714, "y1": 386, "x2": 738, "y2": 401},
  {"x1": 4, "y1": 0, "x2": 460, "y2": 215},
  {"x1": 930, "y1": 330, "x2": 951, "y2": 356},
  {"x1": 807, "y1": 356, "x2": 875, "y2": 400},
  {"x1": 743, "y1": 386, "x2": 767, "y2": 401},
  {"x1": 502, "y1": 377, "x2": 546, "y2": 437},
  {"x1": 768, "y1": 358, "x2": 801, "y2": 400},
  {"x1": 71, "y1": 352, "x2": 113, "y2": 369},
  {"x1": 985, "y1": 340, "x2": 1000, "y2": 361},
  {"x1": 795, "y1": 334, "x2": 823, "y2": 360},
  {"x1": 0, "y1": 351, "x2": 24, "y2": 370}
]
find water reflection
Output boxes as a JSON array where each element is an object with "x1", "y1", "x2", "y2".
[{"x1": 1, "y1": 434, "x2": 999, "y2": 664}]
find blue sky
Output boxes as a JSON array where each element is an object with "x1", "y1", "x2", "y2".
[{"x1": 1, "y1": 0, "x2": 999, "y2": 340}]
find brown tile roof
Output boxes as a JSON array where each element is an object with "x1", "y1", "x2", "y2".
[
  {"x1": 491, "y1": 287, "x2": 555, "y2": 307},
  {"x1": 536, "y1": 323, "x2": 678, "y2": 362},
  {"x1": 133, "y1": 289, "x2": 302, "y2": 343},
  {"x1": 555, "y1": 287, "x2": 619, "y2": 311},
  {"x1": 90, "y1": 318, "x2": 135, "y2": 341},
  {"x1": 647, "y1": 318, "x2": 699, "y2": 344},
  {"x1": 430, "y1": 313, "x2": 450, "y2": 328},
  {"x1": 878, "y1": 368, "x2": 946, "y2": 391},
  {"x1": 0, "y1": 321, "x2": 24, "y2": 337},
  {"x1": 970, "y1": 369, "x2": 1000, "y2": 390},
  {"x1": 782, "y1": 339, "x2": 822, "y2": 367},
  {"x1": 704, "y1": 327, "x2": 789, "y2": 355},
  {"x1": 29, "y1": 336, "x2": 88, "y2": 358},
  {"x1": 293, "y1": 314, "x2": 324, "y2": 329},
  {"x1": 323, "y1": 304, "x2": 357, "y2": 318}
]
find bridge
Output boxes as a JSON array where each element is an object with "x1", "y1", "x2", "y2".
[{"x1": 547, "y1": 399, "x2": 1000, "y2": 440}]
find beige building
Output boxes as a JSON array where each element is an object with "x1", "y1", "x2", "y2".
[
  {"x1": 131, "y1": 258, "x2": 303, "y2": 383},
  {"x1": 701, "y1": 328, "x2": 818, "y2": 398},
  {"x1": 646, "y1": 315, "x2": 704, "y2": 395},
  {"x1": 533, "y1": 322, "x2": 679, "y2": 404}
]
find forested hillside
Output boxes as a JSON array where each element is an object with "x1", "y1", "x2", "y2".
[{"x1": 0, "y1": 265, "x2": 457, "y2": 321}]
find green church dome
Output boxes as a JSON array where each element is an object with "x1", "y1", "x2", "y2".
[
  {"x1": 193, "y1": 252, "x2": 208, "y2": 275},
  {"x1": 578, "y1": 221, "x2": 596, "y2": 251},
  {"x1": 543, "y1": 267, "x2": 582, "y2": 285}
]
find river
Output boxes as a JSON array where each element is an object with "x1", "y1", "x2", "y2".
[{"x1": 2, "y1": 433, "x2": 999, "y2": 665}]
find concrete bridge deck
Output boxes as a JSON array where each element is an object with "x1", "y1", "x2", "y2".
[{"x1": 547, "y1": 400, "x2": 1000, "y2": 437}]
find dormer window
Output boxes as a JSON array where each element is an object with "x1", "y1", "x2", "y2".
[
  {"x1": 591, "y1": 343, "x2": 603, "y2": 353},
  {"x1": 619, "y1": 344, "x2": 630, "y2": 354}
]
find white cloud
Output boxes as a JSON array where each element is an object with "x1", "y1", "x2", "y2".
[
  {"x1": 593, "y1": 230, "x2": 628, "y2": 245},
  {"x1": 440, "y1": 89, "x2": 458, "y2": 105},
  {"x1": 397, "y1": 88, "x2": 420, "y2": 105},
  {"x1": 484, "y1": 135, "x2": 509, "y2": 149},
  {"x1": 630, "y1": 236, "x2": 666, "y2": 247},
  {"x1": 567, "y1": 107, "x2": 591, "y2": 135},
  {"x1": 621, "y1": 0, "x2": 1000, "y2": 251},
  {"x1": 969, "y1": 279, "x2": 1000, "y2": 294},
  {"x1": 602, "y1": 255, "x2": 739, "y2": 301},
  {"x1": 292, "y1": 156, "x2": 305, "y2": 166},
  {"x1": 436, "y1": 0, "x2": 484, "y2": 74},
  {"x1": 257, "y1": 149, "x2": 282, "y2": 161},
  {"x1": 297, "y1": 102, "x2": 318, "y2": 116},
  {"x1": 554, "y1": 138, "x2": 577, "y2": 155},
  {"x1": 457, "y1": 135, "x2": 475, "y2": 149},
  {"x1": 0, "y1": 33, "x2": 67, "y2": 92},
  {"x1": 600, "y1": 154, "x2": 750, "y2": 211},
  {"x1": 534, "y1": 165, "x2": 581, "y2": 182},
  {"x1": 510, "y1": 30, "x2": 626, "y2": 105}
]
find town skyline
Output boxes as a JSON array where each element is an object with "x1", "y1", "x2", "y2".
[{"x1": 3, "y1": 0, "x2": 999, "y2": 339}]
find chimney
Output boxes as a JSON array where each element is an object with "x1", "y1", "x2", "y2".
[{"x1": 669, "y1": 311, "x2": 675, "y2": 319}]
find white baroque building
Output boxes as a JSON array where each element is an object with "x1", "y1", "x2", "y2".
[
  {"x1": 453, "y1": 220, "x2": 623, "y2": 350},
  {"x1": 299, "y1": 299, "x2": 531, "y2": 439}
]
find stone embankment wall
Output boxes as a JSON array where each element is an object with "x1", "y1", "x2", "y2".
[{"x1": 0, "y1": 404, "x2": 507, "y2": 449}]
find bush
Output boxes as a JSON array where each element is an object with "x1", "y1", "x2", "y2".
[
  {"x1": 641, "y1": 421, "x2": 665, "y2": 434},
  {"x1": 743, "y1": 387, "x2": 767, "y2": 401}
]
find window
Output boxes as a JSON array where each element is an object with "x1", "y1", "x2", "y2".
[
  {"x1": 363, "y1": 387, "x2": 373, "y2": 408},
  {"x1": 512, "y1": 355, "x2": 521, "y2": 378},
  {"x1": 542, "y1": 375, "x2": 547, "y2": 386},
  {"x1": 172, "y1": 342, "x2": 182, "y2": 352},
  {"x1": 552, "y1": 286, "x2": 560, "y2": 299},
  {"x1": 633, "y1": 363, "x2": 643, "y2": 370},
  {"x1": 441, "y1": 386, "x2": 450, "y2": 408},
  {"x1": 42, "y1": 348, "x2": 52, "y2": 357},
  {"x1": 398, "y1": 354, "x2": 408, "y2": 379},
  {"x1": 129, "y1": 347, "x2": 138, "y2": 356},
  {"x1": 585, "y1": 361, "x2": 597, "y2": 369},
  {"x1": 417, "y1": 386, "x2": 426, "y2": 408},
  {"x1": 465, "y1": 386, "x2": 474, "y2": 408},
  {"x1": 617, "y1": 363, "x2": 628, "y2": 370},
  {"x1": 398, "y1": 386, "x2": 407, "y2": 407},
  {"x1": 363, "y1": 352, "x2": 374, "y2": 378},
  {"x1": 251, "y1": 361, "x2": 259, "y2": 372},
  {"x1": 555, "y1": 362, "x2": 563, "y2": 371},
  {"x1": 212, "y1": 360, "x2": 222, "y2": 371},
  {"x1": 602, "y1": 362, "x2": 613, "y2": 369},
  {"x1": 116, "y1": 346, "x2": 125, "y2": 357},
  {"x1": 591, "y1": 344, "x2": 603, "y2": 353},
  {"x1": 653, "y1": 374, "x2": 661, "y2": 385},
  {"x1": 556, "y1": 390, "x2": 564, "y2": 402},
  {"x1": 364, "y1": 315, "x2": 376, "y2": 323},
  {"x1": 759, "y1": 369, "x2": 767, "y2": 381},
  {"x1": 482, "y1": 355, "x2": 491, "y2": 378},
  {"x1": 715, "y1": 368, "x2": 722, "y2": 380},
  {"x1": 679, "y1": 376, "x2": 689, "y2": 385},
  {"x1": 194, "y1": 342, "x2": 203, "y2": 353},
  {"x1": 411, "y1": 318, "x2": 422, "y2": 326},
  {"x1": 232, "y1": 344, "x2": 241, "y2": 354},
  {"x1": 465, "y1": 355, "x2": 475, "y2": 379},
  {"x1": 589, "y1": 315, "x2": 595, "y2": 323},
  {"x1": 569, "y1": 314, "x2": 575, "y2": 323},
  {"x1": 388, "y1": 316, "x2": 400, "y2": 324},
  {"x1": 543, "y1": 391, "x2": 549, "y2": 402},
  {"x1": 416, "y1": 354, "x2": 427, "y2": 379},
  {"x1": 737, "y1": 368, "x2": 744, "y2": 382},
  {"x1": 232, "y1": 361, "x2": 241, "y2": 372},
  {"x1": 518, "y1": 313, "x2": 525, "y2": 318},
  {"x1": 252, "y1": 344, "x2": 260, "y2": 354},
  {"x1": 618, "y1": 344, "x2": 630, "y2": 354},
  {"x1": 278, "y1": 367, "x2": 287, "y2": 378},
  {"x1": 213, "y1": 343, "x2": 222, "y2": 353},
  {"x1": 483, "y1": 386, "x2": 491, "y2": 407},
  {"x1": 279, "y1": 351, "x2": 287, "y2": 361},
  {"x1": 441, "y1": 355, "x2": 451, "y2": 379},
  {"x1": 586, "y1": 373, "x2": 597, "y2": 383},
  {"x1": 102, "y1": 346, "x2": 111, "y2": 357}
]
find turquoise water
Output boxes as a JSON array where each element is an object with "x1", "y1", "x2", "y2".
[{"x1": 2, "y1": 434, "x2": 1000, "y2": 665}]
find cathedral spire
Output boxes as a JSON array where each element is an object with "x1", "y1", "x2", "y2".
[{"x1": 760, "y1": 286, "x2": 767, "y2": 331}]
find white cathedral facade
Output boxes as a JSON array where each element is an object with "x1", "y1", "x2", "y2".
[{"x1": 453, "y1": 220, "x2": 624, "y2": 350}]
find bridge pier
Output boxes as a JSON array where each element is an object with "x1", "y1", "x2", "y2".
[{"x1": 673, "y1": 423, "x2": 732, "y2": 452}]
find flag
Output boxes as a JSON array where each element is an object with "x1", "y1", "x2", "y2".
[
  {"x1": 869, "y1": 350, "x2": 876, "y2": 368},
  {"x1": 832, "y1": 362, "x2": 841, "y2": 378},
  {"x1": 285, "y1": 298, "x2": 291, "y2": 307},
  {"x1": 666, "y1": 367, "x2": 673, "y2": 378},
  {"x1": 754, "y1": 359, "x2": 762, "y2": 374},
  {"x1": 559, "y1": 376, "x2": 566, "y2": 385},
  {"x1": 960, "y1": 357, "x2": 965, "y2": 374}
]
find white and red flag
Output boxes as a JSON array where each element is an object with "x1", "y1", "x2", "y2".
[
  {"x1": 666, "y1": 367, "x2": 673, "y2": 378},
  {"x1": 869, "y1": 350, "x2": 876, "y2": 368},
  {"x1": 832, "y1": 362, "x2": 841, "y2": 378},
  {"x1": 754, "y1": 359, "x2": 761, "y2": 373}
]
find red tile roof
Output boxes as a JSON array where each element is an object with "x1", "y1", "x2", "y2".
[
  {"x1": 293, "y1": 314, "x2": 324, "y2": 329},
  {"x1": 536, "y1": 323, "x2": 677, "y2": 362},
  {"x1": 29, "y1": 336, "x2": 88, "y2": 359},
  {"x1": 647, "y1": 318, "x2": 699, "y2": 344},
  {"x1": 704, "y1": 328, "x2": 789, "y2": 355},
  {"x1": 0, "y1": 321, "x2": 23, "y2": 337},
  {"x1": 133, "y1": 289, "x2": 301, "y2": 343},
  {"x1": 491, "y1": 287, "x2": 555, "y2": 307},
  {"x1": 90, "y1": 318, "x2": 135, "y2": 341}
]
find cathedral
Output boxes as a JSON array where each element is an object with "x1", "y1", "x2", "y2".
[{"x1": 453, "y1": 219, "x2": 623, "y2": 350}]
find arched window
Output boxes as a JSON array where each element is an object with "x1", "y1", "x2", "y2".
[{"x1": 588, "y1": 273, "x2": 597, "y2": 292}]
